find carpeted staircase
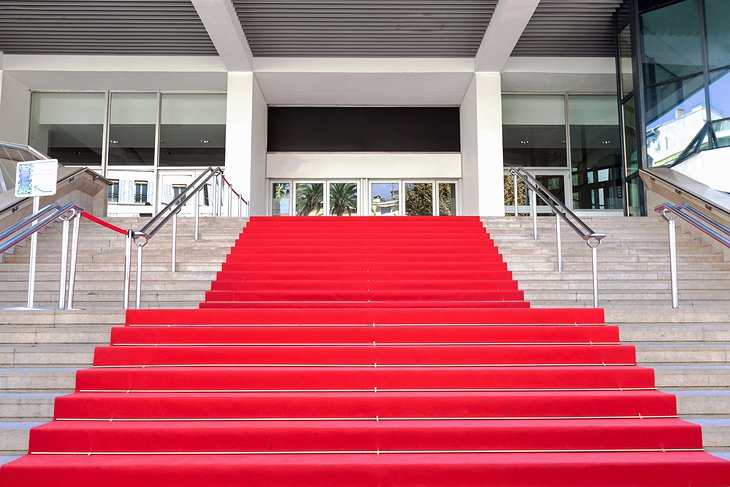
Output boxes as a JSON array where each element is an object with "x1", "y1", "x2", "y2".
[{"x1": 1, "y1": 216, "x2": 729, "y2": 486}]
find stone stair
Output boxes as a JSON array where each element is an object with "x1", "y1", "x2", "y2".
[
  {"x1": 1, "y1": 215, "x2": 729, "y2": 465},
  {"x1": 484, "y1": 216, "x2": 730, "y2": 459},
  {"x1": 0, "y1": 217, "x2": 245, "y2": 461}
]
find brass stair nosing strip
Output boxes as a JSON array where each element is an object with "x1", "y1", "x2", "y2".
[
  {"x1": 55, "y1": 414, "x2": 681, "y2": 422},
  {"x1": 30, "y1": 448, "x2": 706, "y2": 456},
  {"x1": 91, "y1": 363, "x2": 639, "y2": 369},
  {"x1": 77, "y1": 387, "x2": 659, "y2": 393}
]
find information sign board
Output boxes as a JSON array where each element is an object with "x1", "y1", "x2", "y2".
[{"x1": 14, "y1": 159, "x2": 59, "y2": 198}]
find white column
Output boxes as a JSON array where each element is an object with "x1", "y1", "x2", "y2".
[
  {"x1": 460, "y1": 72, "x2": 505, "y2": 216},
  {"x1": 224, "y1": 71, "x2": 267, "y2": 216},
  {"x1": 0, "y1": 68, "x2": 32, "y2": 145}
]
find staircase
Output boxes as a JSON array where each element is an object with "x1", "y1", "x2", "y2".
[
  {"x1": 485, "y1": 216, "x2": 730, "y2": 459},
  {"x1": 1, "y1": 216, "x2": 728, "y2": 485},
  {"x1": 0, "y1": 217, "x2": 243, "y2": 463}
]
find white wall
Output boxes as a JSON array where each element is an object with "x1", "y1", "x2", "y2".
[
  {"x1": 460, "y1": 73, "x2": 505, "y2": 216},
  {"x1": 0, "y1": 72, "x2": 31, "y2": 145},
  {"x1": 267, "y1": 153, "x2": 462, "y2": 180},
  {"x1": 674, "y1": 148, "x2": 730, "y2": 193}
]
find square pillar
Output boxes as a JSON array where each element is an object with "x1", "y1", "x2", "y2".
[
  {"x1": 224, "y1": 71, "x2": 267, "y2": 216},
  {"x1": 460, "y1": 72, "x2": 505, "y2": 216}
]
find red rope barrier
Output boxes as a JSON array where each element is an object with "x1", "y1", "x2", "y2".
[
  {"x1": 221, "y1": 175, "x2": 249, "y2": 205},
  {"x1": 81, "y1": 211, "x2": 129, "y2": 236}
]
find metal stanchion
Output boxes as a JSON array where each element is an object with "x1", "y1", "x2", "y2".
[
  {"x1": 530, "y1": 188, "x2": 538, "y2": 240},
  {"x1": 587, "y1": 237, "x2": 603, "y2": 308},
  {"x1": 238, "y1": 198, "x2": 242, "y2": 218},
  {"x1": 227, "y1": 186, "x2": 233, "y2": 217},
  {"x1": 662, "y1": 209, "x2": 680, "y2": 308},
  {"x1": 58, "y1": 216, "x2": 70, "y2": 309},
  {"x1": 194, "y1": 191, "x2": 200, "y2": 241},
  {"x1": 513, "y1": 175, "x2": 519, "y2": 217},
  {"x1": 171, "y1": 211, "x2": 178, "y2": 273},
  {"x1": 135, "y1": 242, "x2": 144, "y2": 309},
  {"x1": 123, "y1": 230, "x2": 132, "y2": 310},
  {"x1": 27, "y1": 197, "x2": 40, "y2": 308},
  {"x1": 65, "y1": 211, "x2": 81, "y2": 310},
  {"x1": 555, "y1": 212, "x2": 563, "y2": 272}
]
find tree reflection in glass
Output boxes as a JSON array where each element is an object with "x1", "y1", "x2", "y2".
[
  {"x1": 296, "y1": 183, "x2": 324, "y2": 216},
  {"x1": 329, "y1": 182, "x2": 358, "y2": 216}
]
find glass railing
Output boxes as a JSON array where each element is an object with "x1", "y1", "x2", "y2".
[{"x1": 672, "y1": 117, "x2": 730, "y2": 166}]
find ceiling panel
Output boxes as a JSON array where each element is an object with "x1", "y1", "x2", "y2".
[
  {"x1": 233, "y1": 0, "x2": 497, "y2": 57},
  {"x1": 0, "y1": 1, "x2": 216, "y2": 55},
  {"x1": 513, "y1": 0, "x2": 625, "y2": 57}
]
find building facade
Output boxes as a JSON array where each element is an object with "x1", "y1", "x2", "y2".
[{"x1": 0, "y1": 0, "x2": 725, "y2": 217}]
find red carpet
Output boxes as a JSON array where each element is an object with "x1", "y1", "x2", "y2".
[{"x1": 2, "y1": 216, "x2": 729, "y2": 486}]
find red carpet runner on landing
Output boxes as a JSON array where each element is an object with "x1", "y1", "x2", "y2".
[{"x1": 2, "y1": 216, "x2": 729, "y2": 485}]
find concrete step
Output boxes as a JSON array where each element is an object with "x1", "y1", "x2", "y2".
[
  {"x1": 619, "y1": 323, "x2": 730, "y2": 343},
  {"x1": 0, "y1": 326, "x2": 111, "y2": 345},
  {"x1": 654, "y1": 365, "x2": 730, "y2": 388},
  {"x1": 0, "y1": 368, "x2": 78, "y2": 391},
  {"x1": 0, "y1": 421, "x2": 42, "y2": 454},
  {"x1": 635, "y1": 343, "x2": 730, "y2": 365},
  {"x1": 686, "y1": 418, "x2": 730, "y2": 450},
  {"x1": 0, "y1": 393, "x2": 58, "y2": 420},
  {"x1": 0, "y1": 346, "x2": 94, "y2": 367},
  {"x1": 672, "y1": 390, "x2": 730, "y2": 417}
]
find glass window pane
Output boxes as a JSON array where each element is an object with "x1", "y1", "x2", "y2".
[
  {"x1": 295, "y1": 182, "x2": 324, "y2": 216},
  {"x1": 644, "y1": 74, "x2": 706, "y2": 166},
  {"x1": 709, "y1": 68, "x2": 730, "y2": 120},
  {"x1": 569, "y1": 96, "x2": 623, "y2": 210},
  {"x1": 272, "y1": 182, "x2": 291, "y2": 216},
  {"x1": 28, "y1": 92, "x2": 105, "y2": 166},
  {"x1": 329, "y1": 182, "x2": 358, "y2": 216},
  {"x1": 641, "y1": 0, "x2": 703, "y2": 85},
  {"x1": 371, "y1": 182, "x2": 400, "y2": 216},
  {"x1": 405, "y1": 182, "x2": 434, "y2": 216},
  {"x1": 628, "y1": 177, "x2": 642, "y2": 217},
  {"x1": 705, "y1": 0, "x2": 730, "y2": 70},
  {"x1": 438, "y1": 183, "x2": 457, "y2": 216},
  {"x1": 108, "y1": 93, "x2": 156, "y2": 166},
  {"x1": 534, "y1": 175, "x2": 566, "y2": 205},
  {"x1": 619, "y1": 25, "x2": 634, "y2": 95},
  {"x1": 160, "y1": 94, "x2": 226, "y2": 167},
  {"x1": 623, "y1": 97, "x2": 639, "y2": 174},
  {"x1": 502, "y1": 95, "x2": 567, "y2": 168}
]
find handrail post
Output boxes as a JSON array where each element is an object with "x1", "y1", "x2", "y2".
[
  {"x1": 227, "y1": 186, "x2": 233, "y2": 217},
  {"x1": 65, "y1": 211, "x2": 81, "y2": 310},
  {"x1": 194, "y1": 190, "x2": 200, "y2": 241},
  {"x1": 661, "y1": 209, "x2": 680, "y2": 308},
  {"x1": 58, "y1": 217, "x2": 70, "y2": 309},
  {"x1": 586, "y1": 236, "x2": 603, "y2": 308},
  {"x1": 530, "y1": 188, "x2": 538, "y2": 240},
  {"x1": 513, "y1": 174, "x2": 519, "y2": 217},
  {"x1": 27, "y1": 196, "x2": 40, "y2": 308},
  {"x1": 238, "y1": 197, "x2": 242, "y2": 218},
  {"x1": 135, "y1": 241, "x2": 144, "y2": 309},
  {"x1": 123, "y1": 230, "x2": 132, "y2": 310},
  {"x1": 171, "y1": 211, "x2": 178, "y2": 273},
  {"x1": 214, "y1": 174, "x2": 220, "y2": 217},
  {"x1": 555, "y1": 212, "x2": 563, "y2": 272}
]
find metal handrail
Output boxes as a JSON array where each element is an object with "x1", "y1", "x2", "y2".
[
  {"x1": 655, "y1": 201, "x2": 730, "y2": 309},
  {"x1": 126, "y1": 166, "x2": 248, "y2": 309},
  {"x1": 0, "y1": 201, "x2": 83, "y2": 309},
  {"x1": 509, "y1": 166, "x2": 606, "y2": 308}
]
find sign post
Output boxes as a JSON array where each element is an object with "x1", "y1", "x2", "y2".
[{"x1": 15, "y1": 159, "x2": 59, "y2": 308}]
